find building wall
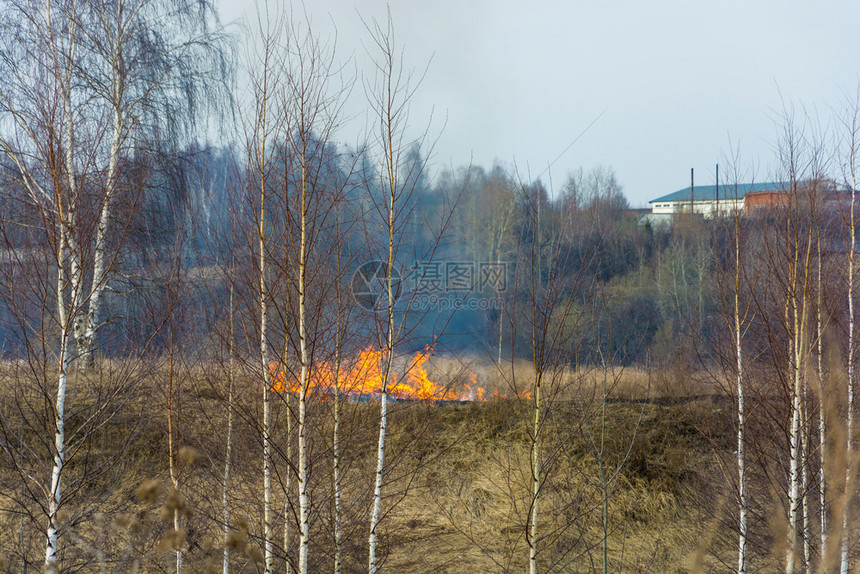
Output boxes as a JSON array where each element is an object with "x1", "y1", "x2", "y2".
[
  {"x1": 744, "y1": 190, "x2": 788, "y2": 213},
  {"x1": 650, "y1": 198, "x2": 744, "y2": 218}
]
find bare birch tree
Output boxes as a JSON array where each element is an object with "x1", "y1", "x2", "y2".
[
  {"x1": 239, "y1": 9, "x2": 285, "y2": 570},
  {"x1": 363, "y1": 14, "x2": 411, "y2": 572},
  {"x1": 784, "y1": 163, "x2": 815, "y2": 574},
  {"x1": 816, "y1": 214, "x2": 829, "y2": 568},
  {"x1": 515, "y1": 181, "x2": 590, "y2": 574},
  {"x1": 731, "y1": 178, "x2": 750, "y2": 574},
  {"x1": 0, "y1": 4, "x2": 89, "y2": 562},
  {"x1": 755, "y1": 105, "x2": 828, "y2": 573},
  {"x1": 839, "y1": 89, "x2": 860, "y2": 574},
  {"x1": 224, "y1": 271, "x2": 236, "y2": 574},
  {"x1": 0, "y1": 0, "x2": 227, "y2": 568},
  {"x1": 361, "y1": 11, "x2": 456, "y2": 570},
  {"x1": 276, "y1": 15, "x2": 350, "y2": 572},
  {"x1": 714, "y1": 155, "x2": 755, "y2": 574}
]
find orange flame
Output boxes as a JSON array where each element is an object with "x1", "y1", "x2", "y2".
[
  {"x1": 270, "y1": 346, "x2": 389, "y2": 396},
  {"x1": 460, "y1": 372, "x2": 485, "y2": 402},
  {"x1": 271, "y1": 346, "x2": 489, "y2": 402},
  {"x1": 271, "y1": 346, "x2": 533, "y2": 403}
]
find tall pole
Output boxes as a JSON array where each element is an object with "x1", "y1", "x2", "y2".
[
  {"x1": 691, "y1": 168, "x2": 695, "y2": 214},
  {"x1": 716, "y1": 163, "x2": 720, "y2": 216}
]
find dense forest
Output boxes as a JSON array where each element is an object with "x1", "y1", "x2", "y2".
[
  {"x1": 2, "y1": 1, "x2": 860, "y2": 573},
  {"x1": 0, "y1": 145, "x2": 695, "y2": 366}
]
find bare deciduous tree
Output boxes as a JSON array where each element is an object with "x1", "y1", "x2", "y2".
[
  {"x1": 0, "y1": 1, "x2": 229, "y2": 565},
  {"x1": 839, "y1": 88, "x2": 860, "y2": 574},
  {"x1": 362, "y1": 13, "x2": 430, "y2": 572}
]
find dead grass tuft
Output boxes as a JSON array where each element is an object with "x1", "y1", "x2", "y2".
[
  {"x1": 135, "y1": 479, "x2": 165, "y2": 504},
  {"x1": 177, "y1": 446, "x2": 201, "y2": 466},
  {"x1": 225, "y1": 528, "x2": 246, "y2": 552},
  {"x1": 160, "y1": 489, "x2": 191, "y2": 521},
  {"x1": 155, "y1": 528, "x2": 186, "y2": 552}
]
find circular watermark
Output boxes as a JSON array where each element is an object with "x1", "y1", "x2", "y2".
[{"x1": 351, "y1": 260, "x2": 402, "y2": 311}]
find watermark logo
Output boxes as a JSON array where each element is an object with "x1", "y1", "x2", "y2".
[
  {"x1": 408, "y1": 261, "x2": 507, "y2": 294},
  {"x1": 351, "y1": 260, "x2": 402, "y2": 311},
  {"x1": 407, "y1": 294, "x2": 503, "y2": 311},
  {"x1": 351, "y1": 260, "x2": 508, "y2": 312}
]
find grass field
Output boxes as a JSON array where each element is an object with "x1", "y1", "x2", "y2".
[{"x1": 0, "y1": 358, "x2": 811, "y2": 572}]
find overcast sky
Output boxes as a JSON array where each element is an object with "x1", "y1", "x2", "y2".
[{"x1": 219, "y1": 0, "x2": 860, "y2": 207}]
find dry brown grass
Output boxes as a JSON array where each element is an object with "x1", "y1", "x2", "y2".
[
  {"x1": 376, "y1": 399, "x2": 731, "y2": 573},
  {"x1": 421, "y1": 353, "x2": 718, "y2": 402},
  {"x1": 0, "y1": 358, "x2": 845, "y2": 572}
]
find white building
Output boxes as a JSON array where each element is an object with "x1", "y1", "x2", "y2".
[{"x1": 649, "y1": 182, "x2": 787, "y2": 219}]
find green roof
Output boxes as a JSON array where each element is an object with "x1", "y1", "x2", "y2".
[{"x1": 650, "y1": 182, "x2": 788, "y2": 204}]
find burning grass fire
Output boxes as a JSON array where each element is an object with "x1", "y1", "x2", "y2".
[{"x1": 270, "y1": 346, "x2": 496, "y2": 403}]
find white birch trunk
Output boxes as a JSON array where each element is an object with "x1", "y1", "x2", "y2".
[
  {"x1": 332, "y1": 346, "x2": 343, "y2": 574},
  {"x1": 818, "y1": 235, "x2": 828, "y2": 563},
  {"x1": 167, "y1": 278, "x2": 182, "y2": 573},
  {"x1": 787, "y1": 248, "x2": 808, "y2": 574},
  {"x1": 368, "y1": 28, "x2": 400, "y2": 569},
  {"x1": 223, "y1": 281, "x2": 235, "y2": 574},
  {"x1": 368, "y1": 389, "x2": 388, "y2": 574},
  {"x1": 44, "y1": 341, "x2": 71, "y2": 573},
  {"x1": 284, "y1": 390, "x2": 292, "y2": 573},
  {"x1": 255, "y1": 95, "x2": 274, "y2": 573},
  {"x1": 735, "y1": 222, "x2": 747, "y2": 574},
  {"x1": 249, "y1": 54, "x2": 275, "y2": 572},
  {"x1": 803, "y1": 396, "x2": 811, "y2": 570},
  {"x1": 297, "y1": 147, "x2": 310, "y2": 574},
  {"x1": 280, "y1": 293, "x2": 292, "y2": 573},
  {"x1": 44, "y1": 3, "x2": 78, "y2": 567},
  {"x1": 298, "y1": 369, "x2": 310, "y2": 574},
  {"x1": 496, "y1": 231, "x2": 507, "y2": 365},
  {"x1": 46, "y1": 223, "x2": 77, "y2": 572},
  {"x1": 74, "y1": 0, "x2": 126, "y2": 368},
  {"x1": 174, "y1": 502, "x2": 182, "y2": 573},
  {"x1": 529, "y1": 375, "x2": 542, "y2": 574},
  {"x1": 841, "y1": 177, "x2": 857, "y2": 574},
  {"x1": 369, "y1": 135, "x2": 397, "y2": 574},
  {"x1": 787, "y1": 178, "x2": 814, "y2": 574},
  {"x1": 331, "y1": 212, "x2": 345, "y2": 574},
  {"x1": 261, "y1": 210, "x2": 273, "y2": 574},
  {"x1": 788, "y1": 330, "x2": 802, "y2": 574},
  {"x1": 368, "y1": 267, "x2": 394, "y2": 573},
  {"x1": 56, "y1": 0, "x2": 85, "y2": 349},
  {"x1": 497, "y1": 302, "x2": 504, "y2": 365},
  {"x1": 45, "y1": 222, "x2": 79, "y2": 572}
]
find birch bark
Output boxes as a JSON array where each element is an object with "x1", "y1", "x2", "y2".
[
  {"x1": 817, "y1": 231, "x2": 828, "y2": 566},
  {"x1": 297, "y1": 129, "x2": 310, "y2": 574},
  {"x1": 528, "y1": 371, "x2": 542, "y2": 574},
  {"x1": 368, "y1": 126, "x2": 396, "y2": 574},
  {"x1": 332, "y1": 215, "x2": 344, "y2": 574},
  {"x1": 367, "y1": 17, "x2": 401, "y2": 572},
  {"x1": 841, "y1": 157, "x2": 857, "y2": 574},
  {"x1": 259, "y1": 123, "x2": 274, "y2": 574},
  {"x1": 0, "y1": 0, "x2": 227, "y2": 567},
  {"x1": 247, "y1": 35, "x2": 274, "y2": 570},
  {"x1": 223, "y1": 279, "x2": 235, "y2": 574},
  {"x1": 44, "y1": 2, "x2": 79, "y2": 568},
  {"x1": 734, "y1": 207, "x2": 748, "y2": 574}
]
